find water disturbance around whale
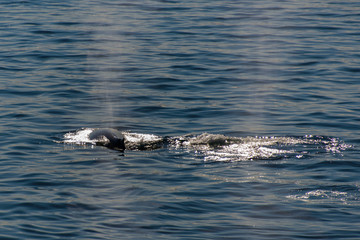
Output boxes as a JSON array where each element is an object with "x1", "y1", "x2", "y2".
[{"x1": 62, "y1": 128, "x2": 351, "y2": 162}]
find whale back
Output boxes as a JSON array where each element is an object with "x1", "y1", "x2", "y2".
[{"x1": 89, "y1": 128, "x2": 125, "y2": 150}]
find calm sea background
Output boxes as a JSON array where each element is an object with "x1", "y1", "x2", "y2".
[{"x1": 1, "y1": 0, "x2": 360, "y2": 239}]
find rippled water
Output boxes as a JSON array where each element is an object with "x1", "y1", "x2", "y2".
[{"x1": 1, "y1": 0, "x2": 360, "y2": 239}]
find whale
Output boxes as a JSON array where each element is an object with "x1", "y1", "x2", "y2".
[{"x1": 89, "y1": 128, "x2": 125, "y2": 150}]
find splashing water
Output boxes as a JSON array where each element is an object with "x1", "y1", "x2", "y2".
[
  {"x1": 63, "y1": 128, "x2": 95, "y2": 145},
  {"x1": 168, "y1": 134, "x2": 307, "y2": 162},
  {"x1": 61, "y1": 129, "x2": 352, "y2": 162}
]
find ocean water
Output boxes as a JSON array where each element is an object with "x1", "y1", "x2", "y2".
[{"x1": 1, "y1": 0, "x2": 360, "y2": 239}]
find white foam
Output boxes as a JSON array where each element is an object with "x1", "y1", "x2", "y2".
[
  {"x1": 63, "y1": 128, "x2": 95, "y2": 145},
  {"x1": 170, "y1": 134, "x2": 299, "y2": 162},
  {"x1": 286, "y1": 189, "x2": 359, "y2": 205},
  {"x1": 203, "y1": 143, "x2": 293, "y2": 162},
  {"x1": 123, "y1": 132, "x2": 163, "y2": 150},
  {"x1": 123, "y1": 132, "x2": 162, "y2": 143}
]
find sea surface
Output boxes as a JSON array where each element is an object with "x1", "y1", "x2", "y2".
[{"x1": 1, "y1": 0, "x2": 360, "y2": 239}]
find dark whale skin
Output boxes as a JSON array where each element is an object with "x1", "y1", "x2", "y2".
[{"x1": 89, "y1": 128, "x2": 125, "y2": 150}]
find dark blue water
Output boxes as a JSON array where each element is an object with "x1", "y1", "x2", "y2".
[{"x1": 1, "y1": 0, "x2": 360, "y2": 239}]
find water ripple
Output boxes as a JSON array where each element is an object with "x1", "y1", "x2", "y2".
[{"x1": 1, "y1": 0, "x2": 360, "y2": 239}]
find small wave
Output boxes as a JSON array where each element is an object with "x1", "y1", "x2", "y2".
[
  {"x1": 60, "y1": 129, "x2": 352, "y2": 162},
  {"x1": 287, "y1": 189, "x2": 360, "y2": 205}
]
